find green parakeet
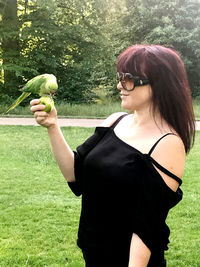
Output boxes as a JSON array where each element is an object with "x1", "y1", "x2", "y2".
[{"x1": 6, "y1": 74, "x2": 58, "y2": 113}]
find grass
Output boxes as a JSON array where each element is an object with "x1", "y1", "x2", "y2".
[
  {"x1": 193, "y1": 98, "x2": 200, "y2": 120},
  {"x1": 0, "y1": 126, "x2": 93, "y2": 267},
  {"x1": 0, "y1": 126, "x2": 199, "y2": 266},
  {"x1": 0, "y1": 98, "x2": 199, "y2": 119},
  {"x1": 0, "y1": 101, "x2": 126, "y2": 119},
  {"x1": 165, "y1": 131, "x2": 200, "y2": 266}
]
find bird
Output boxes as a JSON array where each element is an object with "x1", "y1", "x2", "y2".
[{"x1": 6, "y1": 73, "x2": 58, "y2": 113}]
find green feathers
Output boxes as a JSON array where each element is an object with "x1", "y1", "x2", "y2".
[
  {"x1": 6, "y1": 92, "x2": 32, "y2": 113},
  {"x1": 6, "y1": 74, "x2": 58, "y2": 113}
]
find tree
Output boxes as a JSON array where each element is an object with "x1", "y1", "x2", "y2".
[
  {"x1": 0, "y1": 0, "x2": 126, "y2": 103},
  {"x1": 1, "y1": 0, "x2": 199, "y2": 105},
  {"x1": 124, "y1": 0, "x2": 200, "y2": 96},
  {"x1": 0, "y1": 0, "x2": 21, "y2": 98}
]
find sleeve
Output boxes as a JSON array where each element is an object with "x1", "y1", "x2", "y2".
[
  {"x1": 67, "y1": 151, "x2": 83, "y2": 196},
  {"x1": 131, "y1": 155, "x2": 183, "y2": 252},
  {"x1": 68, "y1": 127, "x2": 109, "y2": 196}
]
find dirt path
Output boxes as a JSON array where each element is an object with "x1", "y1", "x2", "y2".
[
  {"x1": 0, "y1": 117, "x2": 104, "y2": 127},
  {"x1": 0, "y1": 117, "x2": 199, "y2": 129}
]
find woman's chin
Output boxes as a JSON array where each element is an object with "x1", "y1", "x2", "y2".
[{"x1": 121, "y1": 101, "x2": 131, "y2": 111}]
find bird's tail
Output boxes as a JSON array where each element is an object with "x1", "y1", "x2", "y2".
[{"x1": 6, "y1": 92, "x2": 31, "y2": 113}]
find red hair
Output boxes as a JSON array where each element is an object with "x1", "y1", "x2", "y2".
[{"x1": 117, "y1": 45, "x2": 195, "y2": 153}]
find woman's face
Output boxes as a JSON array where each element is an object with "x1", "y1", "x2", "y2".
[{"x1": 117, "y1": 80, "x2": 153, "y2": 113}]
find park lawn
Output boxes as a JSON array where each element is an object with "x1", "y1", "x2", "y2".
[
  {"x1": 0, "y1": 125, "x2": 199, "y2": 267},
  {"x1": 1, "y1": 98, "x2": 200, "y2": 119}
]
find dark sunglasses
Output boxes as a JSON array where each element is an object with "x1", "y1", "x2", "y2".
[{"x1": 117, "y1": 72, "x2": 150, "y2": 91}]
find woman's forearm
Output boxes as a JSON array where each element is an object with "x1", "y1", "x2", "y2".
[{"x1": 47, "y1": 123, "x2": 75, "y2": 182}]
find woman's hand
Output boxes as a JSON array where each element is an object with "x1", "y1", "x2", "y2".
[{"x1": 30, "y1": 99, "x2": 58, "y2": 128}]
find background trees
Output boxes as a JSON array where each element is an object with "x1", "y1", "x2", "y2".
[
  {"x1": 1, "y1": 0, "x2": 21, "y2": 99},
  {"x1": 125, "y1": 0, "x2": 200, "y2": 97},
  {"x1": 0, "y1": 0, "x2": 199, "y2": 104}
]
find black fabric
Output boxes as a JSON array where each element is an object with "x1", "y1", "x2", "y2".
[
  {"x1": 147, "y1": 155, "x2": 182, "y2": 185},
  {"x1": 68, "y1": 127, "x2": 110, "y2": 196},
  {"x1": 82, "y1": 248, "x2": 167, "y2": 267},
  {"x1": 68, "y1": 115, "x2": 183, "y2": 265}
]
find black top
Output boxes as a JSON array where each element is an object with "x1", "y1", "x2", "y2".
[{"x1": 68, "y1": 115, "x2": 183, "y2": 261}]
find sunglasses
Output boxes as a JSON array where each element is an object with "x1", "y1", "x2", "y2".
[{"x1": 117, "y1": 72, "x2": 150, "y2": 91}]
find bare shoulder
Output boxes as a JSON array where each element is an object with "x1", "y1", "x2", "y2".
[
  {"x1": 99, "y1": 112, "x2": 128, "y2": 127},
  {"x1": 151, "y1": 134, "x2": 186, "y2": 190}
]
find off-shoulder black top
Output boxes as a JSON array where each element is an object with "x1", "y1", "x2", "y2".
[{"x1": 68, "y1": 115, "x2": 183, "y2": 266}]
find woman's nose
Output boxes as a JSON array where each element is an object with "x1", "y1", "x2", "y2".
[{"x1": 117, "y1": 82, "x2": 123, "y2": 90}]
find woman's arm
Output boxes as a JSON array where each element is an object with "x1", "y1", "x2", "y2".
[
  {"x1": 30, "y1": 99, "x2": 75, "y2": 182},
  {"x1": 150, "y1": 134, "x2": 185, "y2": 192},
  {"x1": 128, "y1": 233, "x2": 151, "y2": 267},
  {"x1": 128, "y1": 135, "x2": 185, "y2": 267}
]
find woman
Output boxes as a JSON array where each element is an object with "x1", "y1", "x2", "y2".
[{"x1": 30, "y1": 45, "x2": 195, "y2": 267}]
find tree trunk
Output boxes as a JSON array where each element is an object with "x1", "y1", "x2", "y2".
[{"x1": 2, "y1": 0, "x2": 20, "y2": 97}]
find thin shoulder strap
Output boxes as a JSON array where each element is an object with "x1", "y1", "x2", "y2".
[
  {"x1": 147, "y1": 133, "x2": 182, "y2": 185},
  {"x1": 148, "y1": 133, "x2": 175, "y2": 156},
  {"x1": 147, "y1": 156, "x2": 182, "y2": 185},
  {"x1": 110, "y1": 114, "x2": 128, "y2": 129}
]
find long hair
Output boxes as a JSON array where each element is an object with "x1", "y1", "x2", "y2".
[{"x1": 117, "y1": 44, "x2": 195, "y2": 153}]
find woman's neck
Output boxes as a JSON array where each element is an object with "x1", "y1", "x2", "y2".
[
  {"x1": 130, "y1": 107, "x2": 170, "y2": 134},
  {"x1": 132, "y1": 105, "x2": 159, "y2": 126}
]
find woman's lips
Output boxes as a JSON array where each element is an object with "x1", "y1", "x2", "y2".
[{"x1": 120, "y1": 93, "x2": 129, "y2": 97}]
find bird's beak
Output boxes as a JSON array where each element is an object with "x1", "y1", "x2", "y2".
[{"x1": 50, "y1": 90, "x2": 55, "y2": 96}]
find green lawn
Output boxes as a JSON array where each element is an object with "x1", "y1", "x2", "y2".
[
  {"x1": 0, "y1": 101, "x2": 125, "y2": 119},
  {"x1": 0, "y1": 126, "x2": 199, "y2": 266},
  {"x1": 1, "y1": 98, "x2": 199, "y2": 119}
]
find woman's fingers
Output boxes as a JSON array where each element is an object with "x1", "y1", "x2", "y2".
[
  {"x1": 30, "y1": 104, "x2": 46, "y2": 112},
  {"x1": 34, "y1": 111, "x2": 49, "y2": 126},
  {"x1": 34, "y1": 111, "x2": 48, "y2": 118},
  {"x1": 35, "y1": 116, "x2": 46, "y2": 124},
  {"x1": 30, "y1": 99, "x2": 46, "y2": 113},
  {"x1": 30, "y1": 99, "x2": 40, "y2": 106}
]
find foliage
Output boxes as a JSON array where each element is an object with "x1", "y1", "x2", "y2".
[
  {"x1": 0, "y1": 0, "x2": 200, "y2": 104},
  {"x1": 0, "y1": 0, "x2": 123, "y2": 103},
  {"x1": 0, "y1": 0, "x2": 22, "y2": 98},
  {"x1": 124, "y1": 0, "x2": 200, "y2": 96}
]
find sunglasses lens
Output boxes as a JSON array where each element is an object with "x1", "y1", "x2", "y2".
[
  {"x1": 118, "y1": 73, "x2": 134, "y2": 90},
  {"x1": 123, "y1": 74, "x2": 133, "y2": 84},
  {"x1": 117, "y1": 72, "x2": 149, "y2": 91}
]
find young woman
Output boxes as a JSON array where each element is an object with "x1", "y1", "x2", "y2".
[{"x1": 30, "y1": 44, "x2": 195, "y2": 267}]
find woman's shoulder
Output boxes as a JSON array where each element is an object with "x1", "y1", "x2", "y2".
[
  {"x1": 151, "y1": 133, "x2": 186, "y2": 162},
  {"x1": 99, "y1": 112, "x2": 128, "y2": 127},
  {"x1": 150, "y1": 133, "x2": 186, "y2": 191}
]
